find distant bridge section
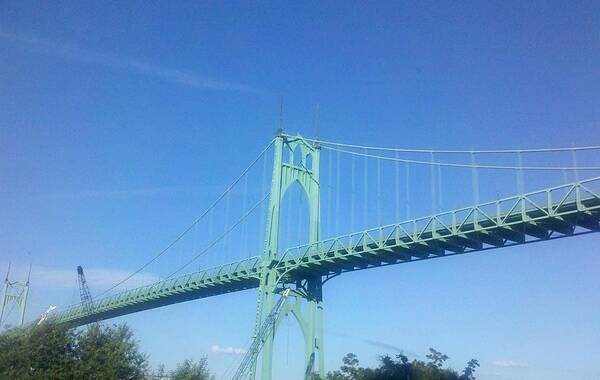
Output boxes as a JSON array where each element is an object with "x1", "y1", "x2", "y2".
[
  {"x1": 53, "y1": 257, "x2": 263, "y2": 326},
  {"x1": 52, "y1": 177, "x2": 600, "y2": 327}
]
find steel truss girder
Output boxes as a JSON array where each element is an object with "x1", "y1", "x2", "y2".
[
  {"x1": 275, "y1": 177, "x2": 600, "y2": 279},
  {"x1": 52, "y1": 178, "x2": 600, "y2": 327}
]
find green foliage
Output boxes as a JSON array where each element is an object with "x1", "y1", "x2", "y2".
[
  {"x1": 324, "y1": 350, "x2": 479, "y2": 380},
  {"x1": 75, "y1": 324, "x2": 148, "y2": 379},
  {"x1": 170, "y1": 358, "x2": 213, "y2": 380},
  {"x1": 426, "y1": 348, "x2": 449, "y2": 369},
  {"x1": 0, "y1": 323, "x2": 148, "y2": 380},
  {"x1": 156, "y1": 363, "x2": 166, "y2": 377},
  {"x1": 461, "y1": 359, "x2": 480, "y2": 380},
  {"x1": 326, "y1": 353, "x2": 362, "y2": 380},
  {"x1": 0, "y1": 323, "x2": 78, "y2": 379}
]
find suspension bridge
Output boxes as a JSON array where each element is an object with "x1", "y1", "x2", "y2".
[{"x1": 4, "y1": 131, "x2": 600, "y2": 379}]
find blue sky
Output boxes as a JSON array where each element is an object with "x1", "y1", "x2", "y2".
[{"x1": 1, "y1": 1, "x2": 600, "y2": 379}]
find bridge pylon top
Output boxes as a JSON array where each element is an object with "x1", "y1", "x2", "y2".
[{"x1": 1, "y1": 263, "x2": 30, "y2": 328}]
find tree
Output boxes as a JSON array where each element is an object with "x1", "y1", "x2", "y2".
[
  {"x1": 0, "y1": 322, "x2": 148, "y2": 379},
  {"x1": 326, "y1": 353, "x2": 361, "y2": 380},
  {"x1": 170, "y1": 358, "x2": 213, "y2": 380},
  {"x1": 74, "y1": 324, "x2": 148, "y2": 379},
  {"x1": 156, "y1": 363, "x2": 166, "y2": 377},
  {"x1": 326, "y1": 350, "x2": 477, "y2": 380},
  {"x1": 0, "y1": 322, "x2": 78, "y2": 379},
  {"x1": 426, "y1": 348, "x2": 449, "y2": 369},
  {"x1": 460, "y1": 359, "x2": 479, "y2": 380}
]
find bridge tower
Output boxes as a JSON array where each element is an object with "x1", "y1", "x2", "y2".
[
  {"x1": 0, "y1": 264, "x2": 30, "y2": 328},
  {"x1": 252, "y1": 131, "x2": 324, "y2": 380}
]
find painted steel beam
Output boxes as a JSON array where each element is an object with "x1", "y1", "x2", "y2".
[
  {"x1": 52, "y1": 257, "x2": 262, "y2": 326},
  {"x1": 276, "y1": 178, "x2": 600, "y2": 280},
  {"x1": 51, "y1": 177, "x2": 600, "y2": 327}
]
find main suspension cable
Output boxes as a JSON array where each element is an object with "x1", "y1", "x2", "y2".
[
  {"x1": 93, "y1": 140, "x2": 274, "y2": 299},
  {"x1": 307, "y1": 137, "x2": 600, "y2": 154},
  {"x1": 166, "y1": 193, "x2": 270, "y2": 278},
  {"x1": 322, "y1": 145, "x2": 600, "y2": 171}
]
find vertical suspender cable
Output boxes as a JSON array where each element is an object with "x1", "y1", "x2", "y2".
[
  {"x1": 259, "y1": 155, "x2": 268, "y2": 254},
  {"x1": 516, "y1": 151, "x2": 524, "y2": 194},
  {"x1": 327, "y1": 151, "x2": 333, "y2": 237},
  {"x1": 208, "y1": 208, "x2": 214, "y2": 267},
  {"x1": 437, "y1": 163, "x2": 442, "y2": 213},
  {"x1": 195, "y1": 224, "x2": 203, "y2": 270},
  {"x1": 364, "y1": 148, "x2": 368, "y2": 229},
  {"x1": 223, "y1": 192, "x2": 231, "y2": 261},
  {"x1": 571, "y1": 145, "x2": 580, "y2": 181},
  {"x1": 377, "y1": 159, "x2": 381, "y2": 226},
  {"x1": 92, "y1": 140, "x2": 274, "y2": 299},
  {"x1": 192, "y1": 217, "x2": 198, "y2": 265},
  {"x1": 405, "y1": 163, "x2": 411, "y2": 219},
  {"x1": 471, "y1": 152, "x2": 480, "y2": 228},
  {"x1": 471, "y1": 152, "x2": 480, "y2": 204},
  {"x1": 335, "y1": 151, "x2": 341, "y2": 235},
  {"x1": 430, "y1": 152, "x2": 436, "y2": 214},
  {"x1": 242, "y1": 174, "x2": 249, "y2": 257},
  {"x1": 351, "y1": 155, "x2": 356, "y2": 234},
  {"x1": 395, "y1": 151, "x2": 400, "y2": 221}
]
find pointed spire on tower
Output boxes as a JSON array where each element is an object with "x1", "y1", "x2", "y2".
[
  {"x1": 314, "y1": 103, "x2": 321, "y2": 148},
  {"x1": 276, "y1": 96, "x2": 284, "y2": 136}
]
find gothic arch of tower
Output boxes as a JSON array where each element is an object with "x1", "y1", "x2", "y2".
[{"x1": 251, "y1": 133, "x2": 324, "y2": 380}]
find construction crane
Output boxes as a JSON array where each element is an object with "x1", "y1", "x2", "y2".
[
  {"x1": 76, "y1": 266, "x2": 94, "y2": 314},
  {"x1": 232, "y1": 289, "x2": 291, "y2": 380}
]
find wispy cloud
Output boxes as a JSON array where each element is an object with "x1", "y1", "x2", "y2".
[
  {"x1": 26, "y1": 186, "x2": 209, "y2": 201},
  {"x1": 210, "y1": 345, "x2": 247, "y2": 355},
  {"x1": 2, "y1": 262, "x2": 159, "y2": 290},
  {"x1": 0, "y1": 29, "x2": 258, "y2": 92},
  {"x1": 492, "y1": 360, "x2": 528, "y2": 368},
  {"x1": 9, "y1": 183, "x2": 259, "y2": 203}
]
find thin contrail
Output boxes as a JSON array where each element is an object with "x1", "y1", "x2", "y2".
[{"x1": 0, "y1": 29, "x2": 259, "y2": 93}]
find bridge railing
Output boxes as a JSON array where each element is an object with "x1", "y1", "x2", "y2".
[
  {"x1": 277, "y1": 177, "x2": 600, "y2": 267},
  {"x1": 53, "y1": 255, "x2": 263, "y2": 323},
  {"x1": 53, "y1": 177, "x2": 600, "y2": 322}
]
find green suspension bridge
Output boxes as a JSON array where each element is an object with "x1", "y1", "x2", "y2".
[{"x1": 4, "y1": 131, "x2": 600, "y2": 379}]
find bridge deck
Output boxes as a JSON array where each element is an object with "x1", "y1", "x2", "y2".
[
  {"x1": 53, "y1": 257, "x2": 262, "y2": 325},
  {"x1": 52, "y1": 178, "x2": 600, "y2": 326},
  {"x1": 277, "y1": 177, "x2": 600, "y2": 279}
]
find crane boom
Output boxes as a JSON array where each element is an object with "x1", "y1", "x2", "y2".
[
  {"x1": 232, "y1": 289, "x2": 291, "y2": 380},
  {"x1": 76, "y1": 266, "x2": 94, "y2": 314}
]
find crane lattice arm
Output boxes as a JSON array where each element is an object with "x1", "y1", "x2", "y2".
[
  {"x1": 76, "y1": 266, "x2": 94, "y2": 314},
  {"x1": 232, "y1": 289, "x2": 291, "y2": 380}
]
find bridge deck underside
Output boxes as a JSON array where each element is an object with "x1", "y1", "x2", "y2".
[
  {"x1": 54, "y1": 260, "x2": 261, "y2": 326},
  {"x1": 52, "y1": 179, "x2": 600, "y2": 327},
  {"x1": 278, "y1": 195, "x2": 600, "y2": 280}
]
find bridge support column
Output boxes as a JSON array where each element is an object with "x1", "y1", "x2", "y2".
[
  {"x1": 270, "y1": 276, "x2": 324, "y2": 380},
  {"x1": 256, "y1": 270, "x2": 278, "y2": 380},
  {"x1": 252, "y1": 131, "x2": 322, "y2": 380},
  {"x1": 302, "y1": 277, "x2": 325, "y2": 379}
]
